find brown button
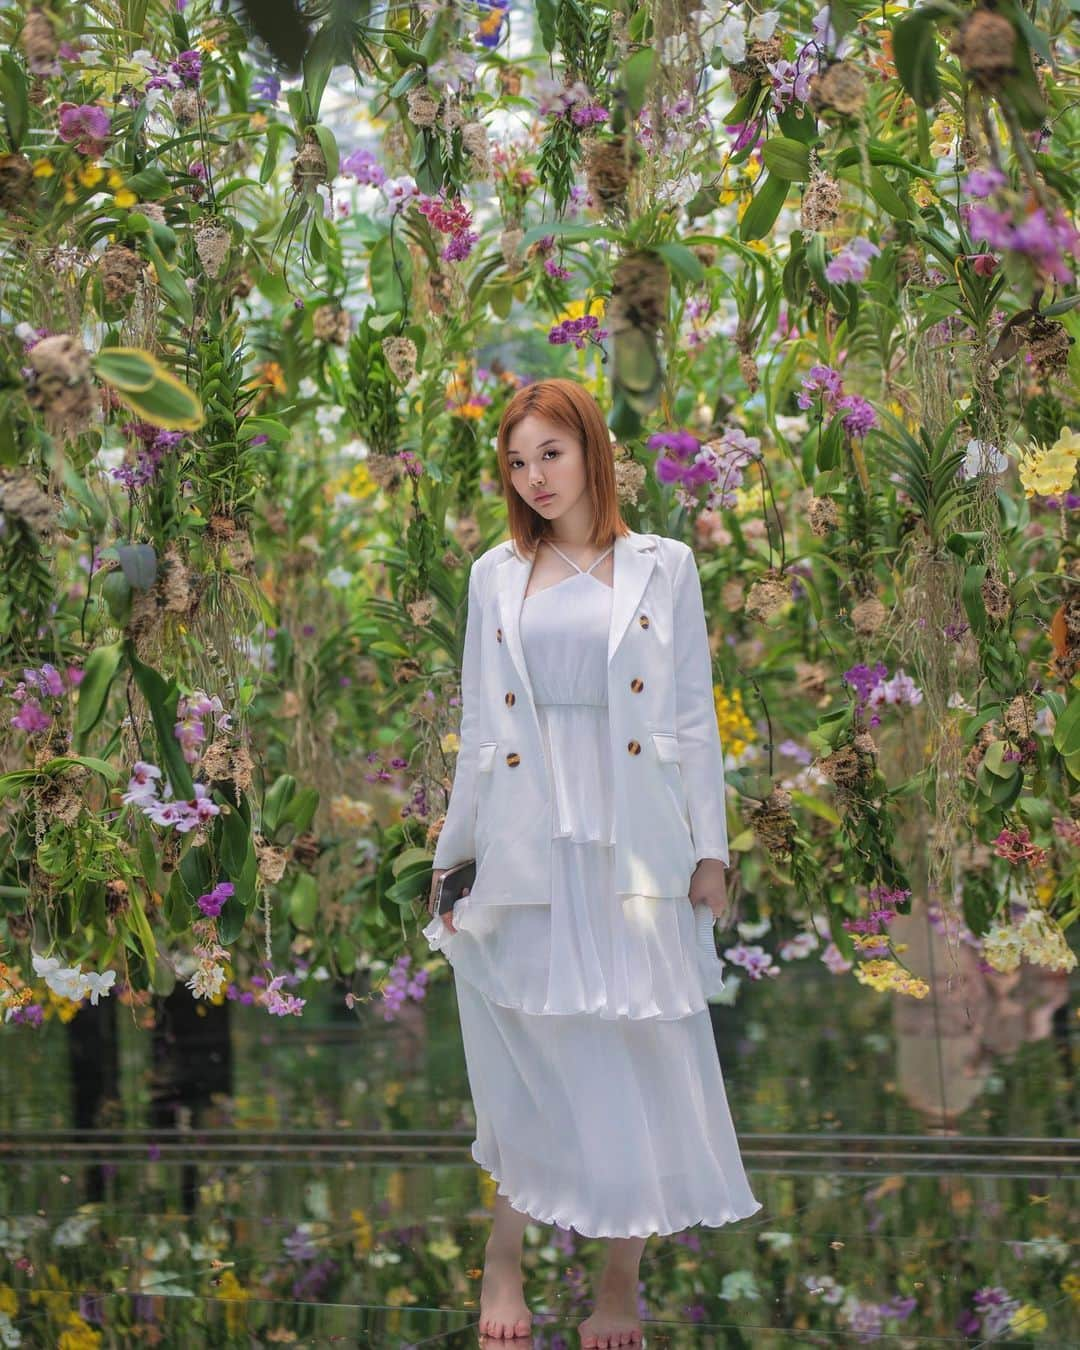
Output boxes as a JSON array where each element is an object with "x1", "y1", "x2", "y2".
[
  {"x1": 505, "y1": 691, "x2": 516, "y2": 706},
  {"x1": 630, "y1": 677, "x2": 644, "y2": 692},
  {"x1": 638, "y1": 614, "x2": 650, "y2": 628},
  {"x1": 627, "y1": 739, "x2": 641, "y2": 755},
  {"x1": 496, "y1": 627, "x2": 503, "y2": 642},
  {"x1": 506, "y1": 751, "x2": 521, "y2": 767}
]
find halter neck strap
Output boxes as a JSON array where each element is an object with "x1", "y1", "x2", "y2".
[{"x1": 545, "y1": 540, "x2": 613, "y2": 575}]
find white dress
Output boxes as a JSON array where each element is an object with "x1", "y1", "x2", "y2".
[{"x1": 422, "y1": 543, "x2": 762, "y2": 1239}]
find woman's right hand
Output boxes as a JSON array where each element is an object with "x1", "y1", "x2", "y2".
[{"x1": 429, "y1": 868, "x2": 470, "y2": 934}]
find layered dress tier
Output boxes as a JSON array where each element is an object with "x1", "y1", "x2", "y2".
[{"x1": 422, "y1": 543, "x2": 761, "y2": 1238}]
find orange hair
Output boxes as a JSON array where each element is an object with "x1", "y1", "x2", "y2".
[{"x1": 495, "y1": 377, "x2": 630, "y2": 558}]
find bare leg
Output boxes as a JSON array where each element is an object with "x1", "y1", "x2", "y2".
[
  {"x1": 479, "y1": 1190, "x2": 532, "y2": 1339},
  {"x1": 579, "y1": 1236, "x2": 646, "y2": 1348}
]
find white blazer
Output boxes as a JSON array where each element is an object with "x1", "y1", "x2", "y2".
[{"x1": 432, "y1": 528, "x2": 731, "y2": 906}]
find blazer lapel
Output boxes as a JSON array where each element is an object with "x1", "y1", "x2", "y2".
[
  {"x1": 494, "y1": 531, "x2": 658, "y2": 701},
  {"x1": 607, "y1": 531, "x2": 657, "y2": 663}
]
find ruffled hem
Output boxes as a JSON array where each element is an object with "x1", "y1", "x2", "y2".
[
  {"x1": 422, "y1": 838, "x2": 710, "y2": 1021},
  {"x1": 471, "y1": 1141, "x2": 763, "y2": 1240}
]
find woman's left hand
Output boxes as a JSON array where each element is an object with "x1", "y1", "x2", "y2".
[{"x1": 689, "y1": 858, "x2": 736, "y2": 927}]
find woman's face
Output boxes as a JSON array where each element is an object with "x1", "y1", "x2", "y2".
[{"x1": 505, "y1": 413, "x2": 589, "y2": 522}]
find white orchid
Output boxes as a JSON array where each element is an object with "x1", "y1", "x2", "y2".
[
  {"x1": 717, "y1": 14, "x2": 747, "y2": 64},
  {"x1": 748, "y1": 10, "x2": 781, "y2": 40},
  {"x1": 961, "y1": 437, "x2": 1008, "y2": 478}
]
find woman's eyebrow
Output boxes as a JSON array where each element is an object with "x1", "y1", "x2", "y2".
[{"x1": 507, "y1": 438, "x2": 560, "y2": 456}]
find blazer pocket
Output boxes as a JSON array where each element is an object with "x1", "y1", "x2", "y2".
[
  {"x1": 477, "y1": 741, "x2": 498, "y2": 772},
  {"x1": 650, "y1": 731, "x2": 681, "y2": 763}
]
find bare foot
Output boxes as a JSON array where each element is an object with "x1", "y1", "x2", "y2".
[
  {"x1": 478, "y1": 1243, "x2": 531, "y2": 1340},
  {"x1": 578, "y1": 1269, "x2": 643, "y2": 1347}
]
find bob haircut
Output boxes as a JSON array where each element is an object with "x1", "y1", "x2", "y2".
[{"x1": 495, "y1": 377, "x2": 630, "y2": 559}]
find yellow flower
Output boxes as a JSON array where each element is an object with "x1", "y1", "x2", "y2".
[
  {"x1": 427, "y1": 1236, "x2": 462, "y2": 1261},
  {"x1": 554, "y1": 296, "x2": 605, "y2": 324},
  {"x1": 1009, "y1": 1303, "x2": 1047, "y2": 1334},
  {"x1": 195, "y1": 37, "x2": 218, "y2": 52},
  {"x1": 1062, "y1": 1271, "x2": 1080, "y2": 1305},
  {"x1": 383, "y1": 1080, "x2": 404, "y2": 1107},
  {"x1": 0, "y1": 1284, "x2": 16, "y2": 1316},
  {"x1": 911, "y1": 178, "x2": 937, "y2": 208},
  {"x1": 929, "y1": 113, "x2": 959, "y2": 158},
  {"x1": 714, "y1": 686, "x2": 755, "y2": 757},
  {"x1": 386, "y1": 1284, "x2": 418, "y2": 1307},
  {"x1": 853, "y1": 959, "x2": 929, "y2": 997},
  {"x1": 478, "y1": 1170, "x2": 497, "y2": 1208},
  {"x1": 351, "y1": 1207, "x2": 374, "y2": 1253},
  {"x1": 1017, "y1": 429, "x2": 1080, "y2": 498},
  {"x1": 62, "y1": 175, "x2": 78, "y2": 205},
  {"x1": 77, "y1": 162, "x2": 104, "y2": 188},
  {"x1": 441, "y1": 731, "x2": 461, "y2": 755},
  {"x1": 346, "y1": 464, "x2": 377, "y2": 499},
  {"x1": 106, "y1": 168, "x2": 124, "y2": 189},
  {"x1": 1052, "y1": 425, "x2": 1080, "y2": 458},
  {"x1": 58, "y1": 1312, "x2": 102, "y2": 1350},
  {"x1": 213, "y1": 1269, "x2": 249, "y2": 1337},
  {"x1": 451, "y1": 399, "x2": 489, "y2": 420},
  {"x1": 113, "y1": 188, "x2": 138, "y2": 209},
  {"x1": 32, "y1": 158, "x2": 55, "y2": 178}
]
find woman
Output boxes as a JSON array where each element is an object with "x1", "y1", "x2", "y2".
[{"x1": 423, "y1": 378, "x2": 761, "y2": 1347}]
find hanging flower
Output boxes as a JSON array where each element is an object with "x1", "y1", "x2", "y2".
[
  {"x1": 1016, "y1": 427, "x2": 1080, "y2": 498},
  {"x1": 57, "y1": 103, "x2": 111, "y2": 155}
]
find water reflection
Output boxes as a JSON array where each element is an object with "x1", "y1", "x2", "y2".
[
  {"x1": 1, "y1": 912, "x2": 1075, "y2": 1345},
  {"x1": 889, "y1": 904, "x2": 1072, "y2": 1132}
]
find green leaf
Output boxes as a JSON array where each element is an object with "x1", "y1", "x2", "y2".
[
  {"x1": 312, "y1": 123, "x2": 339, "y2": 181},
  {"x1": 623, "y1": 48, "x2": 657, "y2": 115},
  {"x1": 653, "y1": 242, "x2": 704, "y2": 285},
  {"x1": 0, "y1": 54, "x2": 29, "y2": 149},
  {"x1": 369, "y1": 234, "x2": 411, "y2": 314},
  {"x1": 867, "y1": 167, "x2": 912, "y2": 220},
  {"x1": 393, "y1": 846, "x2": 435, "y2": 877},
  {"x1": 125, "y1": 644, "x2": 195, "y2": 800},
  {"x1": 892, "y1": 10, "x2": 942, "y2": 109},
  {"x1": 289, "y1": 873, "x2": 319, "y2": 930},
  {"x1": 302, "y1": 26, "x2": 338, "y2": 119},
  {"x1": 520, "y1": 221, "x2": 619, "y2": 248},
  {"x1": 75, "y1": 641, "x2": 124, "y2": 739},
  {"x1": 488, "y1": 282, "x2": 513, "y2": 319},
  {"x1": 761, "y1": 137, "x2": 812, "y2": 182},
  {"x1": 278, "y1": 786, "x2": 318, "y2": 837},
  {"x1": 259, "y1": 122, "x2": 290, "y2": 185},
  {"x1": 141, "y1": 234, "x2": 193, "y2": 323},
  {"x1": 739, "y1": 173, "x2": 789, "y2": 242},
  {"x1": 982, "y1": 740, "x2": 1013, "y2": 778},
  {"x1": 263, "y1": 773, "x2": 297, "y2": 837},
  {"x1": 94, "y1": 348, "x2": 205, "y2": 430},
  {"x1": 537, "y1": 0, "x2": 558, "y2": 51},
  {"x1": 123, "y1": 166, "x2": 172, "y2": 198},
  {"x1": 1052, "y1": 694, "x2": 1080, "y2": 760},
  {"x1": 116, "y1": 542, "x2": 157, "y2": 590},
  {"x1": 238, "y1": 416, "x2": 290, "y2": 443}
]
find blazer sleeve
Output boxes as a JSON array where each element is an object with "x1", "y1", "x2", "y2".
[
  {"x1": 672, "y1": 544, "x2": 731, "y2": 868},
  {"x1": 431, "y1": 559, "x2": 485, "y2": 870}
]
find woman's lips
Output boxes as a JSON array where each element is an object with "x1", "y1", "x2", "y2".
[{"x1": 534, "y1": 493, "x2": 555, "y2": 503}]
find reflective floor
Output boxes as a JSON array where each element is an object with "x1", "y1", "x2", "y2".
[{"x1": 2, "y1": 908, "x2": 1077, "y2": 1346}]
